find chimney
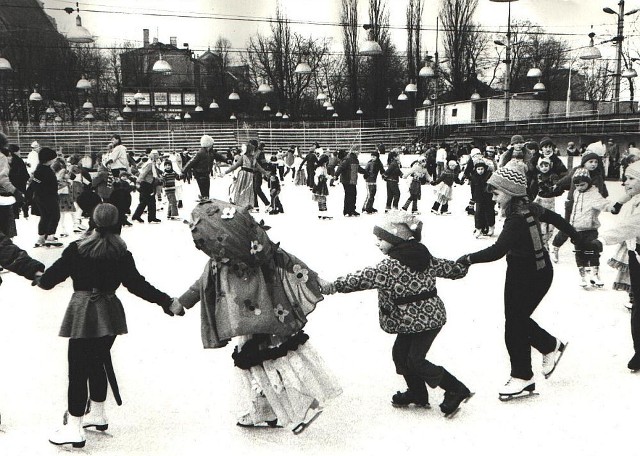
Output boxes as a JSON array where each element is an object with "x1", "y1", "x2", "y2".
[
  {"x1": 143, "y1": 29, "x2": 149, "y2": 47},
  {"x1": 170, "y1": 37, "x2": 177, "y2": 47}
]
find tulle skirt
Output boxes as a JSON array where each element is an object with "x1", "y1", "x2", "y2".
[{"x1": 234, "y1": 334, "x2": 341, "y2": 429}]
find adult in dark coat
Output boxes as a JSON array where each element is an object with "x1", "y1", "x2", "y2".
[
  {"x1": 332, "y1": 149, "x2": 366, "y2": 216},
  {"x1": 7, "y1": 144, "x2": 29, "y2": 219}
]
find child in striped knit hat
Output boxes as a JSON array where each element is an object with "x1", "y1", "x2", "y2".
[
  {"x1": 321, "y1": 210, "x2": 472, "y2": 417},
  {"x1": 457, "y1": 166, "x2": 581, "y2": 400}
]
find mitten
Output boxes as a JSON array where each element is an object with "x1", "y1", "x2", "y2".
[{"x1": 456, "y1": 254, "x2": 472, "y2": 266}]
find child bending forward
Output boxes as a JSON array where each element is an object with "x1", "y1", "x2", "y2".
[
  {"x1": 321, "y1": 211, "x2": 471, "y2": 417},
  {"x1": 176, "y1": 199, "x2": 341, "y2": 433}
]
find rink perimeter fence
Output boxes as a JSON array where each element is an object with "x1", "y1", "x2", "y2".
[{"x1": 3, "y1": 117, "x2": 427, "y2": 158}]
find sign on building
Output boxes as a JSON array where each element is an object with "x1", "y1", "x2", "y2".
[
  {"x1": 169, "y1": 93, "x2": 182, "y2": 105},
  {"x1": 154, "y1": 92, "x2": 168, "y2": 106}
]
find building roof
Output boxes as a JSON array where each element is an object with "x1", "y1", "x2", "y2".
[{"x1": 0, "y1": 0, "x2": 60, "y2": 34}]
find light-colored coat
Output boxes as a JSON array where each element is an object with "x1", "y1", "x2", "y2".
[{"x1": 570, "y1": 185, "x2": 617, "y2": 231}]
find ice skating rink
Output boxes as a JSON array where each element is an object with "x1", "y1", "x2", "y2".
[{"x1": 0, "y1": 155, "x2": 636, "y2": 456}]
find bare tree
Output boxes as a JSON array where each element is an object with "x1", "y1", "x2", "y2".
[
  {"x1": 245, "y1": 7, "x2": 330, "y2": 119},
  {"x1": 406, "y1": 0, "x2": 424, "y2": 79},
  {"x1": 439, "y1": 0, "x2": 486, "y2": 100},
  {"x1": 341, "y1": 0, "x2": 359, "y2": 113}
]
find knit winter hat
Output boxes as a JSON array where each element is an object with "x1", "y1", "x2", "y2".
[
  {"x1": 91, "y1": 203, "x2": 121, "y2": 234},
  {"x1": 539, "y1": 137, "x2": 554, "y2": 148},
  {"x1": 31, "y1": 140, "x2": 39, "y2": 149},
  {"x1": 537, "y1": 157, "x2": 552, "y2": 167},
  {"x1": 572, "y1": 167, "x2": 592, "y2": 185},
  {"x1": 38, "y1": 147, "x2": 57, "y2": 163},
  {"x1": 373, "y1": 210, "x2": 423, "y2": 246},
  {"x1": 448, "y1": 160, "x2": 458, "y2": 169},
  {"x1": 200, "y1": 135, "x2": 214, "y2": 148},
  {"x1": 487, "y1": 166, "x2": 528, "y2": 197},
  {"x1": 474, "y1": 160, "x2": 488, "y2": 170},
  {"x1": 625, "y1": 160, "x2": 640, "y2": 180},
  {"x1": 511, "y1": 134, "x2": 525, "y2": 145},
  {"x1": 581, "y1": 152, "x2": 600, "y2": 166},
  {"x1": 470, "y1": 147, "x2": 482, "y2": 157}
]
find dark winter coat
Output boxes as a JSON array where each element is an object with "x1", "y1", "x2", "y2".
[
  {"x1": 383, "y1": 160, "x2": 403, "y2": 182},
  {"x1": 0, "y1": 231, "x2": 44, "y2": 286},
  {"x1": 364, "y1": 157, "x2": 385, "y2": 183},
  {"x1": 334, "y1": 153, "x2": 365, "y2": 185},
  {"x1": 8, "y1": 153, "x2": 29, "y2": 192}
]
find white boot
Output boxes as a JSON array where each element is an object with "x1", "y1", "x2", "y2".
[
  {"x1": 83, "y1": 400, "x2": 108, "y2": 431},
  {"x1": 578, "y1": 267, "x2": 589, "y2": 288},
  {"x1": 487, "y1": 225, "x2": 495, "y2": 236},
  {"x1": 49, "y1": 413, "x2": 86, "y2": 448},
  {"x1": 499, "y1": 376, "x2": 535, "y2": 396},
  {"x1": 551, "y1": 246, "x2": 559, "y2": 263},
  {"x1": 542, "y1": 339, "x2": 567, "y2": 378},
  {"x1": 590, "y1": 266, "x2": 604, "y2": 288}
]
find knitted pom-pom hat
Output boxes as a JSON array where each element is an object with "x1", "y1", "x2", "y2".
[
  {"x1": 581, "y1": 152, "x2": 600, "y2": 166},
  {"x1": 373, "y1": 210, "x2": 423, "y2": 246},
  {"x1": 200, "y1": 135, "x2": 214, "y2": 148},
  {"x1": 511, "y1": 134, "x2": 525, "y2": 145},
  {"x1": 487, "y1": 166, "x2": 528, "y2": 197},
  {"x1": 572, "y1": 167, "x2": 592, "y2": 185}
]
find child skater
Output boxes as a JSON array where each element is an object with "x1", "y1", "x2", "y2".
[
  {"x1": 592, "y1": 160, "x2": 640, "y2": 370},
  {"x1": 320, "y1": 211, "x2": 472, "y2": 417},
  {"x1": 383, "y1": 150, "x2": 403, "y2": 212},
  {"x1": 568, "y1": 167, "x2": 624, "y2": 288},
  {"x1": 162, "y1": 160, "x2": 180, "y2": 220},
  {"x1": 313, "y1": 154, "x2": 331, "y2": 219},
  {"x1": 28, "y1": 147, "x2": 61, "y2": 247},
  {"x1": 530, "y1": 157, "x2": 562, "y2": 249},
  {"x1": 174, "y1": 199, "x2": 341, "y2": 433},
  {"x1": 469, "y1": 160, "x2": 495, "y2": 238},
  {"x1": 53, "y1": 160, "x2": 75, "y2": 238},
  {"x1": 267, "y1": 164, "x2": 284, "y2": 214},
  {"x1": 402, "y1": 157, "x2": 429, "y2": 214},
  {"x1": 551, "y1": 152, "x2": 608, "y2": 262},
  {"x1": 430, "y1": 160, "x2": 460, "y2": 215},
  {"x1": 36, "y1": 203, "x2": 181, "y2": 449},
  {"x1": 457, "y1": 167, "x2": 581, "y2": 400}
]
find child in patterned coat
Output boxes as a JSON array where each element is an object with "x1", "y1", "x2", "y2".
[{"x1": 320, "y1": 211, "x2": 472, "y2": 417}]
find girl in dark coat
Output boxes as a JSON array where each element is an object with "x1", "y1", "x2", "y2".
[
  {"x1": 383, "y1": 151, "x2": 403, "y2": 211},
  {"x1": 458, "y1": 166, "x2": 579, "y2": 400},
  {"x1": 38, "y1": 203, "x2": 180, "y2": 448},
  {"x1": 29, "y1": 147, "x2": 61, "y2": 247}
]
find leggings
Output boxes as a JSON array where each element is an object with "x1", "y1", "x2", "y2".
[{"x1": 67, "y1": 336, "x2": 116, "y2": 417}]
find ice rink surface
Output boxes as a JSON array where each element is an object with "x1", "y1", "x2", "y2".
[{"x1": 0, "y1": 154, "x2": 637, "y2": 456}]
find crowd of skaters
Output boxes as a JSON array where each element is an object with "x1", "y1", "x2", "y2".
[{"x1": 2, "y1": 129, "x2": 640, "y2": 449}]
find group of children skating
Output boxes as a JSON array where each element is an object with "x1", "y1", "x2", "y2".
[{"x1": 2, "y1": 134, "x2": 640, "y2": 450}]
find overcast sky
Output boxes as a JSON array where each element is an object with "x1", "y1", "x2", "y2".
[{"x1": 44, "y1": 0, "x2": 635, "y2": 55}]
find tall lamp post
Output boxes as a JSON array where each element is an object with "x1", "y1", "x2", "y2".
[
  {"x1": 567, "y1": 31, "x2": 603, "y2": 117},
  {"x1": 490, "y1": 0, "x2": 518, "y2": 122},
  {"x1": 603, "y1": 1, "x2": 639, "y2": 114}
]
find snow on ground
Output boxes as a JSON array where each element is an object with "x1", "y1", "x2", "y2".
[{"x1": 0, "y1": 154, "x2": 637, "y2": 456}]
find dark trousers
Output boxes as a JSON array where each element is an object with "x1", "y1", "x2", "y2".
[
  {"x1": 552, "y1": 200, "x2": 574, "y2": 248},
  {"x1": 253, "y1": 174, "x2": 269, "y2": 207},
  {"x1": 133, "y1": 182, "x2": 157, "y2": 221},
  {"x1": 573, "y1": 229, "x2": 600, "y2": 267},
  {"x1": 195, "y1": 175, "x2": 210, "y2": 198},
  {"x1": 363, "y1": 183, "x2": 377, "y2": 211},
  {"x1": 386, "y1": 181, "x2": 400, "y2": 209},
  {"x1": 277, "y1": 165, "x2": 285, "y2": 181},
  {"x1": 392, "y1": 329, "x2": 444, "y2": 393},
  {"x1": 475, "y1": 200, "x2": 496, "y2": 230},
  {"x1": 402, "y1": 195, "x2": 419, "y2": 212},
  {"x1": 67, "y1": 336, "x2": 116, "y2": 417},
  {"x1": 629, "y1": 251, "x2": 640, "y2": 353},
  {"x1": 35, "y1": 196, "x2": 60, "y2": 236},
  {"x1": 504, "y1": 262, "x2": 557, "y2": 379},
  {"x1": 342, "y1": 183, "x2": 357, "y2": 214},
  {"x1": 306, "y1": 167, "x2": 315, "y2": 187},
  {"x1": 283, "y1": 166, "x2": 295, "y2": 179}
]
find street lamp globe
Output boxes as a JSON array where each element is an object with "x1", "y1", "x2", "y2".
[
  {"x1": 195, "y1": 105, "x2": 204, "y2": 112},
  {"x1": 622, "y1": 67, "x2": 638, "y2": 78},
  {"x1": 209, "y1": 99, "x2": 219, "y2": 109},
  {"x1": 76, "y1": 75, "x2": 92, "y2": 90},
  {"x1": 0, "y1": 55, "x2": 12, "y2": 71},
  {"x1": 527, "y1": 68, "x2": 543, "y2": 78},
  {"x1": 183, "y1": 112, "x2": 192, "y2": 120},
  {"x1": 29, "y1": 89, "x2": 42, "y2": 102}
]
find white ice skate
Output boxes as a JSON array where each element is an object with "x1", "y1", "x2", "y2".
[
  {"x1": 49, "y1": 413, "x2": 86, "y2": 448},
  {"x1": 487, "y1": 226, "x2": 495, "y2": 236},
  {"x1": 498, "y1": 377, "x2": 537, "y2": 402},
  {"x1": 578, "y1": 267, "x2": 589, "y2": 288},
  {"x1": 551, "y1": 247, "x2": 559, "y2": 263},
  {"x1": 542, "y1": 340, "x2": 568, "y2": 379},
  {"x1": 589, "y1": 266, "x2": 604, "y2": 288},
  {"x1": 83, "y1": 400, "x2": 108, "y2": 431}
]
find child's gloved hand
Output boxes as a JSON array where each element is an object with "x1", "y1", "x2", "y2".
[
  {"x1": 170, "y1": 297, "x2": 185, "y2": 316},
  {"x1": 32, "y1": 270, "x2": 43, "y2": 287},
  {"x1": 456, "y1": 254, "x2": 472, "y2": 266},
  {"x1": 317, "y1": 277, "x2": 335, "y2": 295}
]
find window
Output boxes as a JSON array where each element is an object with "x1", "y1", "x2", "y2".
[{"x1": 452, "y1": 108, "x2": 458, "y2": 117}]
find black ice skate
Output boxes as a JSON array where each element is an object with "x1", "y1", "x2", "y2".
[
  {"x1": 441, "y1": 390, "x2": 474, "y2": 418},
  {"x1": 236, "y1": 414, "x2": 281, "y2": 429},
  {"x1": 391, "y1": 390, "x2": 430, "y2": 408},
  {"x1": 498, "y1": 377, "x2": 538, "y2": 402},
  {"x1": 628, "y1": 353, "x2": 640, "y2": 372}
]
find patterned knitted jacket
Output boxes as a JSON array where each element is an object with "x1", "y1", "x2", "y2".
[{"x1": 333, "y1": 257, "x2": 468, "y2": 334}]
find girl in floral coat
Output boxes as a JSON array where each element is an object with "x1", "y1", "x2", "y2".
[
  {"x1": 175, "y1": 199, "x2": 341, "y2": 433},
  {"x1": 320, "y1": 211, "x2": 471, "y2": 417}
]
